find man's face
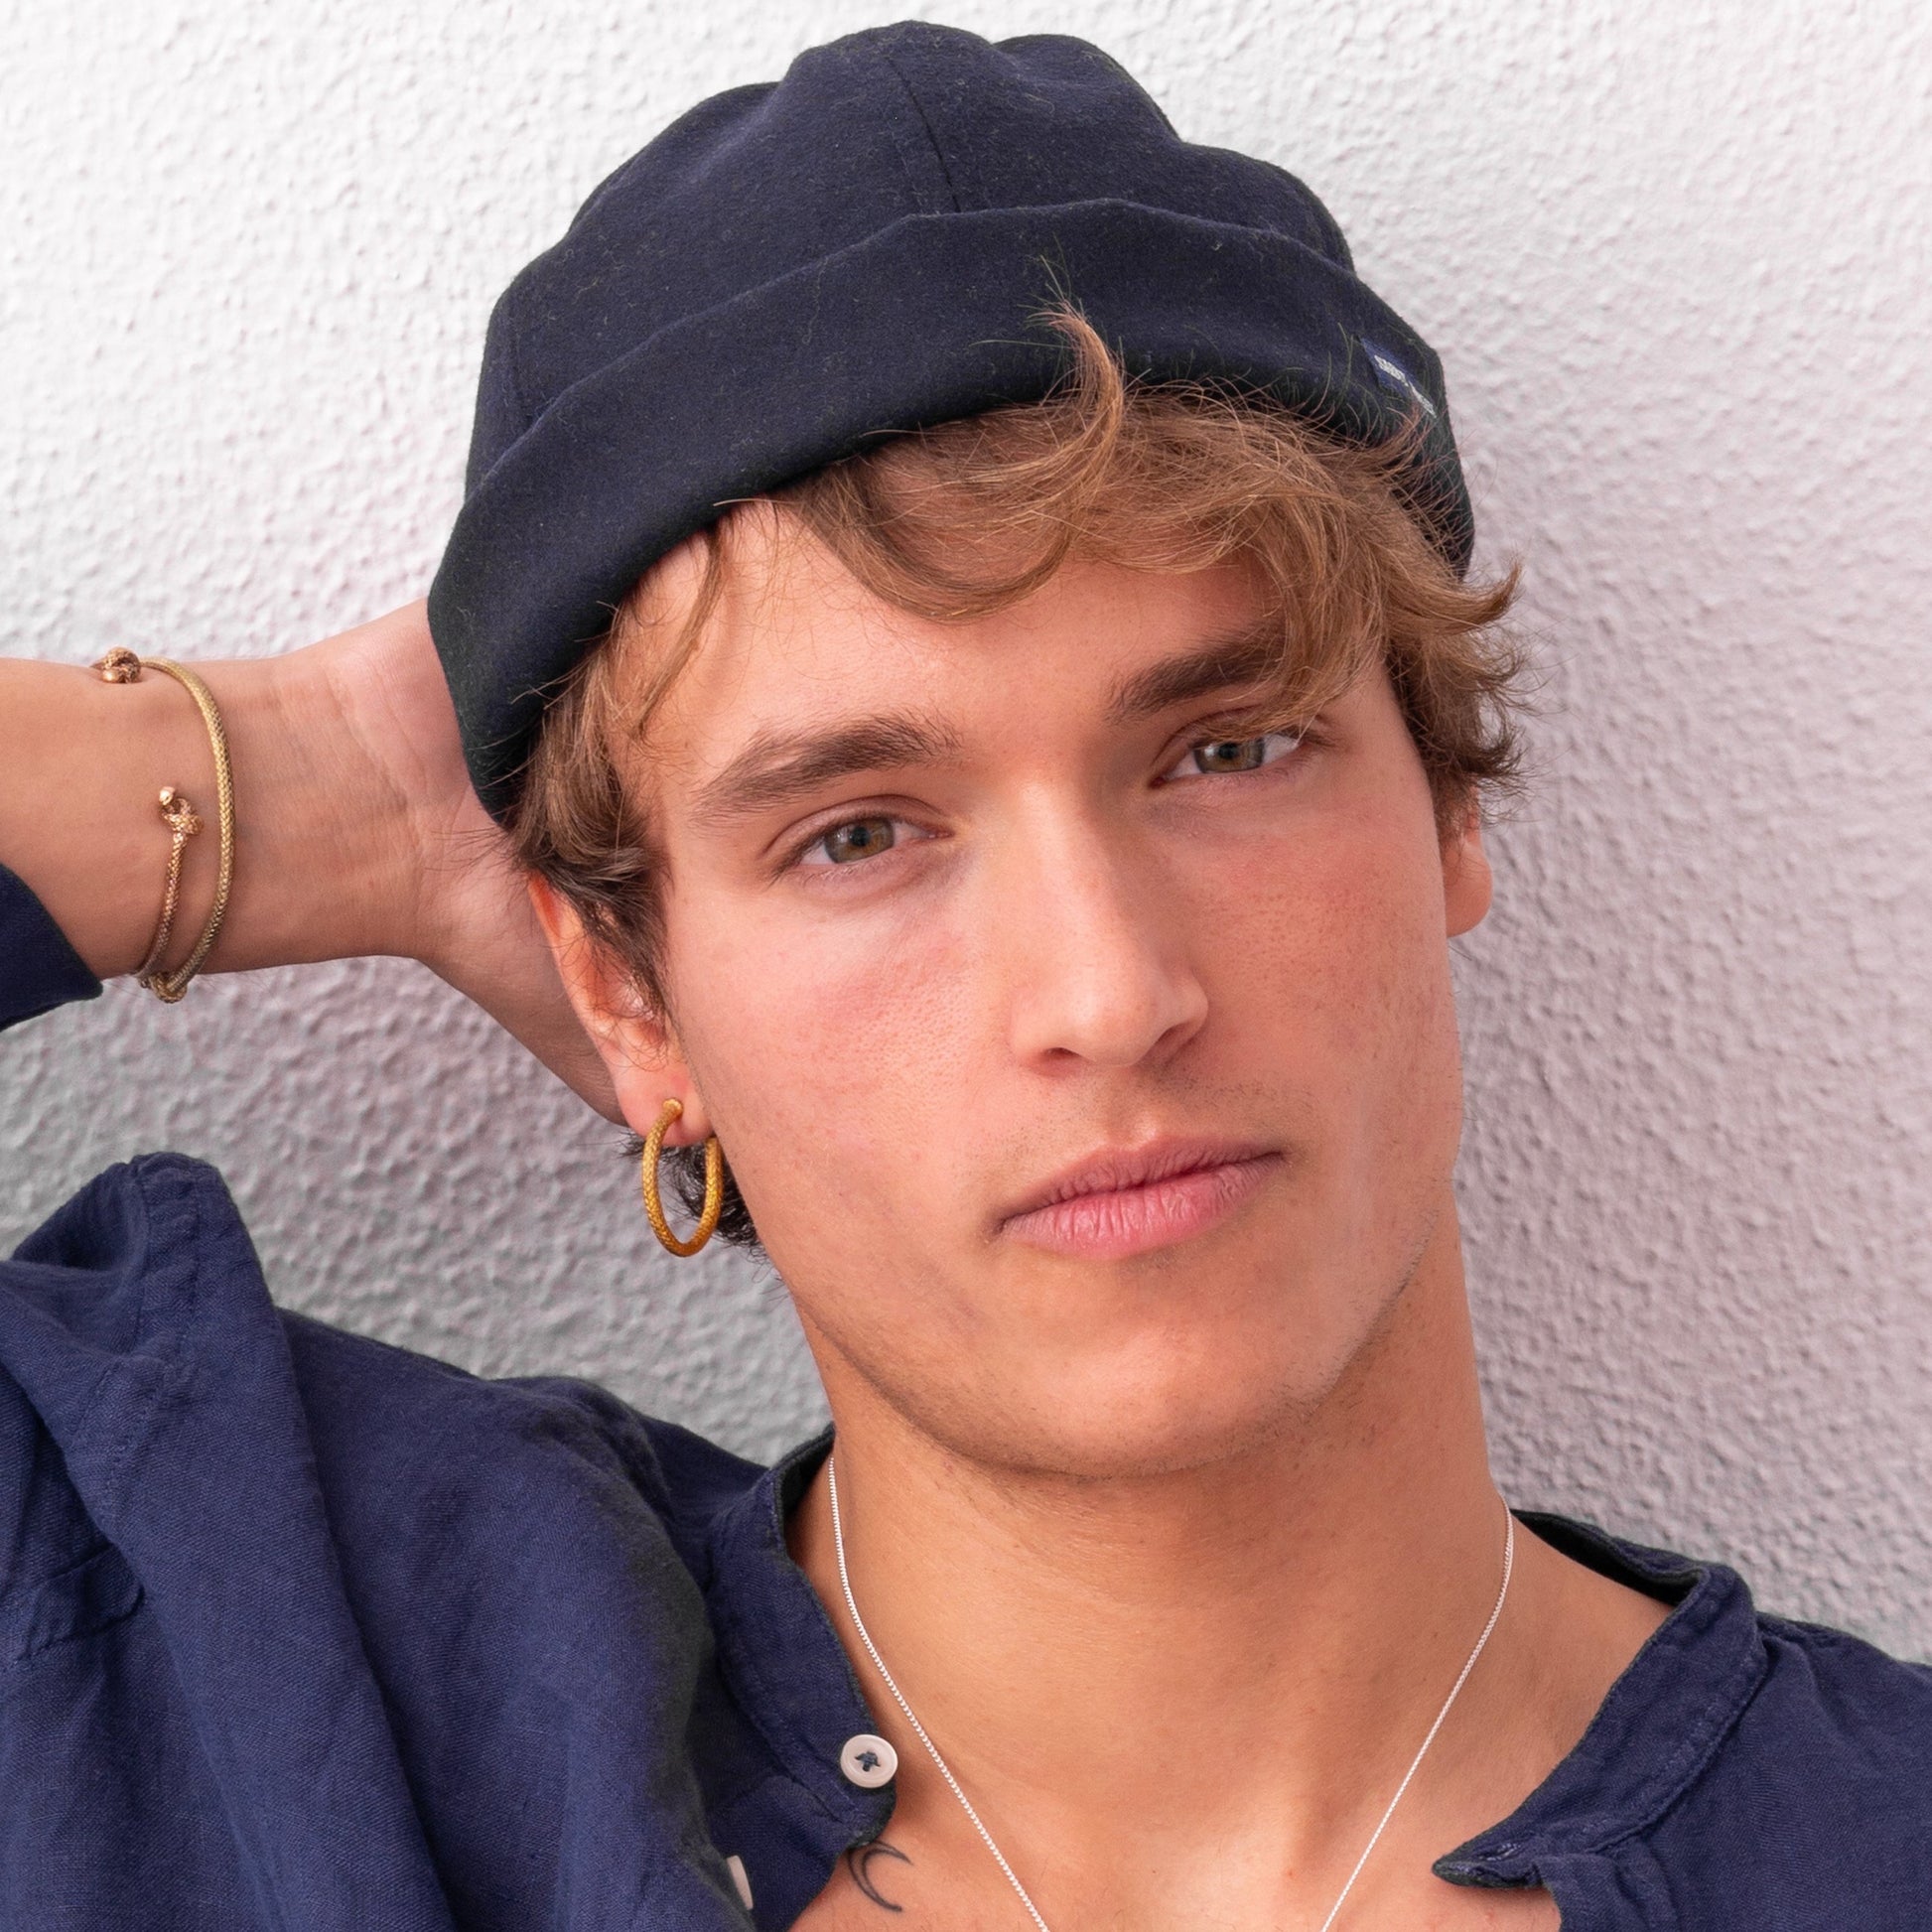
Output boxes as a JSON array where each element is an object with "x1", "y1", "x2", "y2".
[{"x1": 599, "y1": 516, "x2": 1489, "y2": 1478}]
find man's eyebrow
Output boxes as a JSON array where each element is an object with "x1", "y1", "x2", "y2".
[
  {"x1": 1106, "y1": 624, "x2": 1287, "y2": 724},
  {"x1": 691, "y1": 713, "x2": 961, "y2": 826}
]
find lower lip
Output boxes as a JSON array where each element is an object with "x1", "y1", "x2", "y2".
[{"x1": 1002, "y1": 1156, "x2": 1281, "y2": 1261}]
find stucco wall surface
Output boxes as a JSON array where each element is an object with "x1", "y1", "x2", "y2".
[{"x1": 2, "y1": 0, "x2": 1928, "y2": 1653}]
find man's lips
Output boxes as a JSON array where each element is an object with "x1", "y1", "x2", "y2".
[{"x1": 997, "y1": 1139, "x2": 1283, "y2": 1261}]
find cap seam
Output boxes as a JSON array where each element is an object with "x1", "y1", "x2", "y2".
[
  {"x1": 873, "y1": 46, "x2": 965, "y2": 214},
  {"x1": 502, "y1": 294, "x2": 536, "y2": 442}
]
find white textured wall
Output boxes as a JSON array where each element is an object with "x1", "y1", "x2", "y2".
[{"x1": 3, "y1": 0, "x2": 1928, "y2": 1654}]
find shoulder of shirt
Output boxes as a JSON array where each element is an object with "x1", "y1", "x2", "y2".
[
  {"x1": 277, "y1": 1305, "x2": 770, "y2": 1570},
  {"x1": 1745, "y1": 1606, "x2": 1932, "y2": 1747},
  {"x1": 0, "y1": 1152, "x2": 770, "y2": 1600},
  {"x1": 1528, "y1": 1510, "x2": 1932, "y2": 1759}
]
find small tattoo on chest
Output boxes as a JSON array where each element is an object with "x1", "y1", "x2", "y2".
[{"x1": 847, "y1": 1838, "x2": 911, "y2": 1911}]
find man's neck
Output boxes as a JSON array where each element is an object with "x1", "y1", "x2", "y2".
[{"x1": 786, "y1": 1212, "x2": 1580, "y2": 1902}]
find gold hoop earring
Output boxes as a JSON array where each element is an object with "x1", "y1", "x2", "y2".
[{"x1": 640, "y1": 1097, "x2": 724, "y2": 1257}]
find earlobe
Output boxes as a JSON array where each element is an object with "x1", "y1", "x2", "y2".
[{"x1": 1443, "y1": 813, "x2": 1493, "y2": 938}]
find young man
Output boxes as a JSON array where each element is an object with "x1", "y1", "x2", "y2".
[{"x1": 0, "y1": 23, "x2": 1926, "y2": 1932}]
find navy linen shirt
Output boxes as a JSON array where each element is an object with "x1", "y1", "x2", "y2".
[{"x1": 2, "y1": 864, "x2": 1930, "y2": 1928}]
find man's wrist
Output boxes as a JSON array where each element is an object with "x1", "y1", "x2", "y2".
[{"x1": 196, "y1": 640, "x2": 425, "y2": 973}]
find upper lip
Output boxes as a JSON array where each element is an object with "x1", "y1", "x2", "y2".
[{"x1": 1000, "y1": 1136, "x2": 1278, "y2": 1224}]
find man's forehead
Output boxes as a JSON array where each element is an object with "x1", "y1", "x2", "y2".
[
  {"x1": 675, "y1": 622, "x2": 1290, "y2": 831},
  {"x1": 659, "y1": 525, "x2": 1272, "y2": 712}
]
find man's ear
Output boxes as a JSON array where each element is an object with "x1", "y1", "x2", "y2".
[
  {"x1": 1442, "y1": 805, "x2": 1493, "y2": 939},
  {"x1": 526, "y1": 876, "x2": 714, "y2": 1143}
]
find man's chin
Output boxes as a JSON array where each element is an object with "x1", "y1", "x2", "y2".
[{"x1": 903, "y1": 1358, "x2": 1335, "y2": 1486}]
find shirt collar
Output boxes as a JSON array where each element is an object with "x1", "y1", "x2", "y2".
[
  {"x1": 1435, "y1": 1512, "x2": 1768, "y2": 1886},
  {"x1": 701, "y1": 1427, "x2": 895, "y2": 1843}
]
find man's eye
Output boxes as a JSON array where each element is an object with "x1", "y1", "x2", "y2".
[
  {"x1": 805, "y1": 816, "x2": 898, "y2": 866},
  {"x1": 1167, "y1": 731, "x2": 1303, "y2": 779}
]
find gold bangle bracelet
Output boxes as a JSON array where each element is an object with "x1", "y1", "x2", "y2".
[{"x1": 95, "y1": 646, "x2": 236, "y2": 1004}]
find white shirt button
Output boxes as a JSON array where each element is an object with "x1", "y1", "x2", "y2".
[{"x1": 840, "y1": 1731, "x2": 898, "y2": 1788}]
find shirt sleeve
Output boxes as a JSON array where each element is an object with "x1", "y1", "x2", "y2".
[{"x1": 0, "y1": 863, "x2": 103, "y2": 1032}]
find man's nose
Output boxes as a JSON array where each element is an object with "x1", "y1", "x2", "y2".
[{"x1": 992, "y1": 811, "x2": 1209, "y2": 1072}]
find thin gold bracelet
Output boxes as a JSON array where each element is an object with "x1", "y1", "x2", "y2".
[{"x1": 95, "y1": 646, "x2": 236, "y2": 1004}]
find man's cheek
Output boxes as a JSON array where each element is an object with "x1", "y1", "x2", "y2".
[
  {"x1": 1208, "y1": 850, "x2": 1409, "y2": 1052},
  {"x1": 703, "y1": 911, "x2": 978, "y2": 1178}
]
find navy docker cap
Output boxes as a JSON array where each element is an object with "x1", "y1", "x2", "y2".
[{"x1": 430, "y1": 20, "x2": 1473, "y2": 821}]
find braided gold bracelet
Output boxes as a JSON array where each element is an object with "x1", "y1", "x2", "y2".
[{"x1": 95, "y1": 646, "x2": 235, "y2": 1004}]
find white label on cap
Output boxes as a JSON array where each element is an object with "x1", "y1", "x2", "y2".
[{"x1": 1365, "y1": 345, "x2": 1440, "y2": 419}]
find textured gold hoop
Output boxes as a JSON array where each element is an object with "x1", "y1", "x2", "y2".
[{"x1": 640, "y1": 1097, "x2": 724, "y2": 1257}]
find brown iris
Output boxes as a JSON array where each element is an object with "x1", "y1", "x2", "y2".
[
  {"x1": 821, "y1": 817, "x2": 897, "y2": 864},
  {"x1": 1190, "y1": 737, "x2": 1271, "y2": 774}
]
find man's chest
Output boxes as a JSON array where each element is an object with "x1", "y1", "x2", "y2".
[{"x1": 788, "y1": 1846, "x2": 1564, "y2": 1930}]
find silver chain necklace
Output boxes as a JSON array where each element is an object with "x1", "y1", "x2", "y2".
[{"x1": 826, "y1": 1453, "x2": 1515, "y2": 1932}]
